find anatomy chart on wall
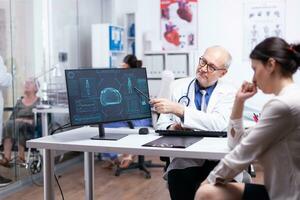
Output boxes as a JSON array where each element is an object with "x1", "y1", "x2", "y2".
[
  {"x1": 243, "y1": 0, "x2": 286, "y2": 59},
  {"x1": 160, "y1": 0, "x2": 198, "y2": 51}
]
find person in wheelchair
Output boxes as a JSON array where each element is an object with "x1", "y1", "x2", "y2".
[{"x1": 0, "y1": 77, "x2": 40, "y2": 167}]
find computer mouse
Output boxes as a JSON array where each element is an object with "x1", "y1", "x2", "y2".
[{"x1": 138, "y1": 128, "x2": 149, "y2": 135}]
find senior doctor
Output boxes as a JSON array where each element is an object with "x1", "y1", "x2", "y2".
[{"x1": 150, "y1": 46, "x2": 237, "y2": 200}]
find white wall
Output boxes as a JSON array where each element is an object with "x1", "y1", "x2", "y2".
[
  {"x1": 198, "y1": 0, "x2": 300, "y2": 110},
  {"x1": 131, "y1": 0, "x2": 300, "y2": 111},
  {"x1": 44, "y1": 0, "x2": 300, "y2": 111},
  {"x1": 47, "y1": 0, "x2": 103, "y2": 69},
  {"x1": 111, "y1": 0, "x2": 160, "y2": 59},
  {"x1": 49, "y1": 0, "x2": 79, "y2": 70},
  {"x1": 78, "y1": 0, "x2": 102, "y2": 67},
  {"x1": 136, "y1": 0, "x2": 161, "y2": 60}
]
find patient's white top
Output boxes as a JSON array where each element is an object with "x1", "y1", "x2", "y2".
[{"x1": 207, "y1": 84, "x2": 300, "y2": 200}]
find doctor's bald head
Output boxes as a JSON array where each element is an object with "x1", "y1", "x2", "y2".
[{"x1": 196, "y1": 46, "x2": 232, "y2": 88}]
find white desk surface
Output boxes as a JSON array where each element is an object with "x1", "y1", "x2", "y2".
[
  {"x1": 33, "y1": 107, "x2": 69, "y2": 114},
  {"x1": 27, "y1": 127, "x2": 230, "y2": 160}
]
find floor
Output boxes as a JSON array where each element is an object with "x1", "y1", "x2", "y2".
[
  {"x1": 2, "y1": 156, "x2": 169, "y2": 200},
  {"x1": 1, "y1": 156, "x2": 263, "y2": 200}
]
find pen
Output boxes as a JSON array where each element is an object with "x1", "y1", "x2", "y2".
[
  {"x1": 134, "y1": 87, "x2": 150, "y2": 101},
  {"x1": 253, "y1": 113, "x2": 259, "y2": 123}
]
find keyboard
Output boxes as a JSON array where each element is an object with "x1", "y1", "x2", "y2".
[{"x1": 155, "y1": 129, "x2": 227, "y2": 138}]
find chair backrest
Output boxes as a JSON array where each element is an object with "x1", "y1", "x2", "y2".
[
  {"x1": 33, "y1": 113, "x2": 43, "y2": 139},
  {"x1": 152, "y1": 70, "x2": 175, "y2": 129}
]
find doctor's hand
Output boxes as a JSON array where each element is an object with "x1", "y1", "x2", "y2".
[
  {"x1": 236, "y1": 81, "x2": 257, "y2": 103},
  {"x1": 168, "y1": 123, "x2": 185, "y2": 130},
  {"x1": 150, "y1": 98, "x2": 184, "y2": 117}
]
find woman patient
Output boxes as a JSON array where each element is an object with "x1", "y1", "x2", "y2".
[
  {"x1": 0, "y1": 77, "x2": 40, "y2": 167},
  {"x1": 195, "y1": 37, "x2": 300, "y2": 200}
]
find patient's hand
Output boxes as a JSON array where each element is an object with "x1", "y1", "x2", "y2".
[{"x1": 236, "y1": 81, "x2": 257, "y2": 102}]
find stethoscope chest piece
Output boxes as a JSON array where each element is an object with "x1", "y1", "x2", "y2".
[{"x1": 177, "y1": 78, "x2": 195, "y2": 107}]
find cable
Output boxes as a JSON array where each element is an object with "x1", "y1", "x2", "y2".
[
  {"x1": 55, "y1": 173, "x2": 65, "y2": 200},
  {"x1": 28, "y1": 122, "x2": 72, "y2": 188},
  {"x1": 32, "y1": 122, "x2": 79, "y2": 198},
  {"x1": 51, "y1": 122, "x2": 70, "y2": 199},
  {"x1": 50, "y1": 122, "x2": 72, "y2": 135},
  {"x1": 51, "y1": 122, "x2": 76, "y2": 200}
]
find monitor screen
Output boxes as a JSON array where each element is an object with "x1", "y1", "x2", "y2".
[{"x1": 65, "y1": 68, "x2": 152, "y2": 140}]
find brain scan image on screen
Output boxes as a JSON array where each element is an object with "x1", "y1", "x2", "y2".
[
  {"x1": 65, "y1": 68, "x2": 151, "y2": 126},
  {"x1": 100, "y1": 87, "x2": 122, "y2": 106}
]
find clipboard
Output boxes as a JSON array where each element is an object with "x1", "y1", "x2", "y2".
[{"x1": 142, "y1": 136, "x2": 202, "y2": 149}]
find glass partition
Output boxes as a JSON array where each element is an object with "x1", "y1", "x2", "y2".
[
  {"x1": 0, "y1": 0, "x2": 43, "y2": 188},
  {"x1": 0, "y1": 0, "x2": 104, "y2": 190}
]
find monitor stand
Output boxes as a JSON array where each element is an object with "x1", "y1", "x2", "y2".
[{"x1": 91, "y1": 123, "x2": 128, "y2": 140}]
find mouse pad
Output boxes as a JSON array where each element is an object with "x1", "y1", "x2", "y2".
[{"x1": 142, "y1": 136, "x2": 202, "y2": 148}]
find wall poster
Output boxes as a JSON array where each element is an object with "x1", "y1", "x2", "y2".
[
  {"x1": 160, "y1": 0, "x2": 198, "y2": 51},
  {"x1": 243, "y1": 0, "x2": 286, "y2": 59}
]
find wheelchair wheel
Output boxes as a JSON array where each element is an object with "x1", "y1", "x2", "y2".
[{"x1": 29, "y1": 154, "x2": 43, "y2": 174}]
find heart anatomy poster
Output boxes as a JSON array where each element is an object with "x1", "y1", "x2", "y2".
[{"x1": 160, "y1": 0, "x2": 198, "y2": 51}]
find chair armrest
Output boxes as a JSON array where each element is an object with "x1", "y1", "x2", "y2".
[{"x1": 4, "y1": 107, "x2": 13, "y2": 112}]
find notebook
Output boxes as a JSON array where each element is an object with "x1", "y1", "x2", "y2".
[{"x1": 142, "y1": 136, "x2": 202, "y2": 149}]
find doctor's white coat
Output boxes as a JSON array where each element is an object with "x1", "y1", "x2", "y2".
[{"x1": 157, "y1": 77, "x2": 237, "y2": 172}]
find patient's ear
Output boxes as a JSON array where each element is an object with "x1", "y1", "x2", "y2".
[{"x1": 266, "y1": 58, "x2": 276, "y2": 73}]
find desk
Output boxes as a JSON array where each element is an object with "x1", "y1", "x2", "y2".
[
  {"x1": 33, "y1": 107, "x2": 68, "y2": 137},
  {"x1": 32, "y1": 107, "x2": 68, "y2": 200},
  {"x1": 27, "y1": 126, "x2": 229, "y2": 200}
]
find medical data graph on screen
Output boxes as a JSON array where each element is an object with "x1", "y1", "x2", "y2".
[{"x1": 65, "y1": 68, "x2": 151, "y2": 126}]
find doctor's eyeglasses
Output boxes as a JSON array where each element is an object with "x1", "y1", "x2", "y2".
[{"x1": 198, "y1": 57, "x2": 227, "y2": 73}]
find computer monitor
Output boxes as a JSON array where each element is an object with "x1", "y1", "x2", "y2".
[{"x1": 65, "y1": 68, "x2": 152, "y2": 140}]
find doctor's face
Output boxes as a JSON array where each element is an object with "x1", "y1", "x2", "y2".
[{"x1": 196, "y1": 48, "x2": 228, "y2": 88}]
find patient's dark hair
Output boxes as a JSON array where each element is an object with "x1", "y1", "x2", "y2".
[
  {"x1": 250, "y1": 37, "x2": 300, "y2": 76},
  {"x1": 123, "y1": 54, "x2": 142, "y2": 68}
]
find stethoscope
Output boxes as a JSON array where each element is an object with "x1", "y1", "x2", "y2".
[{"x1": 177, "y1": 78, "x2": 196, "y2": 106}]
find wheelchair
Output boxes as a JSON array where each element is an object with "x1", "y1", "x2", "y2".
[{"x1": 1, "y1": 107, "x2": 45, "y2": 175}]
